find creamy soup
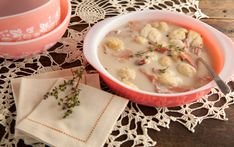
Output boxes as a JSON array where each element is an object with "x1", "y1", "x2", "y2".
[{"x1": 98, "y1": 20, "x2": 213, "y2": 93}]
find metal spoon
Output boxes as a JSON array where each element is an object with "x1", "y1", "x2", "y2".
[{"x1": 196, "y1": 57, "x2": 230, "y2": 95}]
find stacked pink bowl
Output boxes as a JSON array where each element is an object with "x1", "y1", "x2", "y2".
[{"x1": 0, "y1": 0, "x2": 71, "y2": 58}]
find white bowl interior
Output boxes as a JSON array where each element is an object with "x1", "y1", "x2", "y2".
[{"x1": 84, "y1": 10, "x2": 234, "y2": 97}]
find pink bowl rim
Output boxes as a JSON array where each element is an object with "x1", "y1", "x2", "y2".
[
  {"x1": 83, "y1": 10, "x2": 234, "y2": 97},
  {"x1": 0, "y1": 0, "x2": 54, "y2": 20},
  {"x1": 0, "y1": 0, "x2": 71, "y2": 45}
]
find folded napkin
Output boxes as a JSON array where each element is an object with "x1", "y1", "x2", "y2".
[
  {"x1": 16, "y1": 79, "x2": 128, "y2": 147},
  {"x1": 11, "y1": 67, "x2": 100, "y2": 108},
  {"x1": 11, "y1": 67, "x2": 101, "y2": 144},
  {"x1": 11, "y1": 67, "x2": 128, "y2": 146}
]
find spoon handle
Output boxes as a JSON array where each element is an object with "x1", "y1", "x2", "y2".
[{"x1": 197, "y1": 57, "x2": 230, "y2": 95}]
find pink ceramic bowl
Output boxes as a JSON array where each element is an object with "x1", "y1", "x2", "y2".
[
  {"x1": 0, "y1": 0, "x2": 61, "y2": 42},
  {"x1": 0, "y1": 0, "x2": 70, "y2": 58},
  {"x1": 84, "y1": 10, "x2": 234, "y2": 107}
]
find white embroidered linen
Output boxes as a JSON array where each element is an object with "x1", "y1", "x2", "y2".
[{"x1": 16, "y1": 79, "x2": 128, "y2": 147}]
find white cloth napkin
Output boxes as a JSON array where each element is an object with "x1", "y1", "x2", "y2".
[
  {"x1": 16, "y1": 79, "x2": 128, "y2": 147},
  {"x1": 11, "y1": 67, "x2": 100, "y2": 108},
  {"x1": 15, "y1": 78, "x2": 60, "y2": 144},
  {"x1": 11, "y1": 67, "x2": 101, "y2": 144},
  {"x1": 11, "y1": 67, "x2": 128, "y2": 146}
]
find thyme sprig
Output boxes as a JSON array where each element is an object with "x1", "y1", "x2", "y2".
[
  {"x1": 44, "y1": 67, "x2": 85, "y2": 118},
  {"x1": 128, "y1": 44, "x2": 171, "y2": 58},
  {"x1": 129, "y1": 48, "x2": 154, "y2": 58},
  {"x1": 158, "y1": 67, "x2": 169, "y2": 74},
  {"x1": 167, "y1": 46, "x2": 185, "y2": 57}
]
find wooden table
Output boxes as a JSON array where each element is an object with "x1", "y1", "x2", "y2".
[
  {"x1": 13, "y1": 0, "x2": 234, "y2": 146},
  {"x1": 200, "y1": 0, "x2": 234, "y2": 41},
  {"x1": 154, "y1": 0, "x2": 234, "y2": 146}
]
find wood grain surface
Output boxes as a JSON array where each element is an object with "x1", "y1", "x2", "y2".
[{"x1": 200, "y1": 0, "x2": 234, "y2": 40}]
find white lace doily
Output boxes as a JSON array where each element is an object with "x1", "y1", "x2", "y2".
[{"x1": 2, "y1": 0, "x2": 233, "y2": 146}]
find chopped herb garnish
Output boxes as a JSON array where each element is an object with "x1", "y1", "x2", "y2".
[
  {"x1": 175, "y1": 47, "x2": 185, "y2": 52},
  {"x1": 168, "y1": 44, "x2": 174, "y2": 49},
  {"x1": 167, "y1": 46, "x2": 184, "y2": 57},
  {"x1": 44, "y1": 67, "x2": 85, "y2": 119},
  {"x1": 130, "y1": 48, "x2": 154, "y2": 58},
  {"x1": 158, "y1": 67, "x2": 169, "y2": 73},
  {"x1": 135, "y1": 51, "x2": 146, "y2": 57},
  {"x1": 149, "y1": 48, "x2": 154, "y2": 52},
  {"x1": 145, "y1": 55, "x2": 150, "y2": 59},
  {"x1": 157, "y1": 44, "x2": 163, "y2": 48}
]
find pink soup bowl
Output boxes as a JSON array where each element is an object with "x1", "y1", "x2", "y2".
[
  {"x1": 0, "y1": 0, "x2": 61, "y2": 42},
  {"x1": 0, "y1": 0, "x2": 70, "y2": 59},
  {"x1": 83, "y1": 10, "x2": 234, "y2": 107}
]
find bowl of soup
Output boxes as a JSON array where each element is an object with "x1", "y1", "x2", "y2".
[{"x1": 83, "y1": 10, "x2": 234, "y2": 107}]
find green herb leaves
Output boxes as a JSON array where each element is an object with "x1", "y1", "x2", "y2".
[
  {"x1": 158, "y1": 67, "x2": 169, "y2": 74},
  {"x1": 44, "y1": 67, "x2": 85, "y2": 119}
]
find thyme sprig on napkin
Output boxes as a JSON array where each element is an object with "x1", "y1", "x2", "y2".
[{"x1": 44, "y1": 67, "x2": 85, "y2": 118}]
